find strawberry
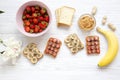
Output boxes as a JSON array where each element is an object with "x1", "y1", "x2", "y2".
[
  {"x1": 39, "y1": 16, "x2": 44, "y2": 21},
  {"x1": 26, "y1": 6, "x2": 31, "y2": 12},
  {"x1": 44, "y1": 15, "x2": 49, "y2": 22},
  {"x1": 22, "y1": 15, "x2": 26, "y2": 20},
  {"x1": 23, "y1": 11, "x2": 27, "y2": 15},
  {"x1": 35, "y1": 5, "x2": 40, "y2": 10},
  {"x1": 42, "y1": 25, "x2": 46, "y2": 29},
  {"x1": 45, "y1": 22, "x2": 48, "y2": 27},
  {"x1": 30, "y1": 25, "x2": 35, "y2": 29},
  {"x1": 39, "y1": 29, "x2": 43, "y2": 32},
  {"x1": 38, "y1": 23, "x2": 43, "y2": 28},
  {"x1": 26, "y1": 14, "x2": 30, "y2": 18},
  {"x1": 45, "y1": 16, "x2": 49, "y2": 22},
  {"x1": 24, "y1": 20, "x2": 30, "y2": 26},
  {"x1": 41, "y1": 21, "x2": 48, "y2": 26},
  {"x1": 34, "y1": 26, "x2": 39, "y2": 33},
  {"x1": 33, "y1": 18, "x2": 38, "y2": 24},
  {"x1": 29, "y1": 19, "x2": 33, "y2": 23},
  {"x1": 35, "y1": 10, "x2": 39, "y2": 13},
  {"x1": 31, "y1": 7, "x2": 35, "y2": 12},
  {"x1": 37, "y1": 13, "x2": 41, "y2": 16},
  {"x1": 25, "y1": 26, "x2": 30, "y2": 32},
  {"x1": 44, "y1": 14, "x2": 49, "y2": 17},
  {"x1": 40, "y1": 8, "x2": 46, "y2": 14},
  {"x1": 32, "y1": 13, "x2": 37, "y2": 17},
  {"x1": 39, "y1": 22, "x2": 46, "y2": 29},
  {"x1": 30, "y1": 29, "x2": 34, "y2": 33}
]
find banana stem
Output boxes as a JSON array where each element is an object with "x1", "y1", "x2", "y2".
[{"x1": 96, "y1": 27, "x2": 105, "y2": 34}]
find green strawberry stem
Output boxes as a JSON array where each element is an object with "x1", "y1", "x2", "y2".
[{"x1": 0, "y1": 10, "x2": 4, "y2": 14}]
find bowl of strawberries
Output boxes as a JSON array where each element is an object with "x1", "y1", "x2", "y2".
[{"x1": 16, "y1": 1, "x2": 51, "y2": 37}]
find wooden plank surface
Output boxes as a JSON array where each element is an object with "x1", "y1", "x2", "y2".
[{"x1": 0, "y1": 0, "x2": 120, "y2": 80}]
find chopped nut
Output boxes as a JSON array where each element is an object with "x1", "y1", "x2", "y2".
[
  {"x1": 102, "y1": 16, "x2": 107, "y2": 25},
  {"x1": 91, "y1": 6, "x2": 97, "y2": 16},
  {"x1": 108, "y1": 23, "x2": 116, "y2": 31}
]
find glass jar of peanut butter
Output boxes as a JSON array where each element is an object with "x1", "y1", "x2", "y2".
[{"x1": 78, "y1": 14, "x2": 96, "y2": 31}]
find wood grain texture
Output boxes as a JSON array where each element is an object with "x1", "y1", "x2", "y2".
[{"x1": 0, "y1": 0, "x2": 120, "y2": 80}]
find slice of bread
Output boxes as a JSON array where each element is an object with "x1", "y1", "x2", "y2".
[
  {"x1": 55, "y1": 6, "x2": 75, "y2": 27},
  {"x1": 55, "y1": 8, "x2": 61, "y2": 26},
  {"x1": 58, "y1": 6, "x2": 75, "y2": 27}
]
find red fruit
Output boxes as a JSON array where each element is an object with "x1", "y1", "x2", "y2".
[
  {"x1": 35, "y1": 10, "x2": 39, "y2": 13},
  {"x1": 29, "y1": 19, "x2": 33, "y2": 23},
  {"x1": 31, "y1": 7, "x2": 35, "y2": 12},
  {"x1": 40, "y1": 8, "x2": 46, "y2": 14},
  {"x1": 33, "y1": 18, "x2": 38, "y2": 24},
  {"x1": 44, "y1": 15, "x2": 49, "y2": 21},
  {"x1": 34, "y1": 26, "x2": 39, "y2": 33},
  {"x1": 30, "y1": 29, "x2": 34, "y2": 33},
  {"x1": 35, "y1": 5, "x2": 40, "y2": 10},
  {"x1": 39, "y1": 22, "x2": 46, "y2": 29},
  {"x1": 45, "y1": 16, "x2": 49, "y2": 22},
  {"x1": 39, "y1": 16, "x2": 44, "y2": 21},
  {"x1": 42, "y1": 25, "x2": 46, "y2": 29},
  {"x1": 39, "y1": 29, "x2": 43, "y2": 32},
  {"x1": 42, "y1": 21, "x2": 48, "y2": 27},
  {"x1": 26, "y1": 6, "x2": 31, "y2": 12},
  {"x1": 24, "y1": 20, "x2": 30, "y2": 26},
  {"x1": 26, "y1": 14, "x2": 30, "y2": 18},
  {"x1": 22, "y1": 15, "x2": 26, "y2": 20},
  {"x1": 25, "y1": 26, "x2": 30, "y2": 32},
  {"x1": 30, "y1": 25, "x2": 35, "y2": 29},
  {"x1": 38, "y1": 23, "x2": 43, "y2": 28},
  {"x1": 44, "y1": 15, "x2": 48, "y2": 17},
  {"x1": 32, "y1": 13, "x2": 37, "y2": 17},
  {"x1": 23, "y1": 11, "x2": 27, "y2": 15},
  {"x1": 37, "y1": 13, "x2": 41, "y2": 16}
]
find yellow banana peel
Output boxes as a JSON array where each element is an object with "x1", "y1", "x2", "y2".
[{"x1": 97, "y1": 27, "x2": 119, "y2": 67}]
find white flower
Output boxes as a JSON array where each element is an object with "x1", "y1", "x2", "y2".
[{"x1": 0, "y1": 37, "x2": 22, "y2": 65}]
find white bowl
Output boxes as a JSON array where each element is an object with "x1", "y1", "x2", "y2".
[{"x1": 16, "y1": 1, "x2": 52, "y2": 37}]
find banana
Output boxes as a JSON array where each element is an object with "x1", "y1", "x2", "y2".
[{"x1": 96, "y1": 27, "x2": 119, "y2": 67}]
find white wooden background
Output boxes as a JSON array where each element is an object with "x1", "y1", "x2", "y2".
[{"x1": 0, "y1": 0, "x2": 120, "y2": 80}]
